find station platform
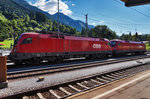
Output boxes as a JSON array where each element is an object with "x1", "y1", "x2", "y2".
[{"x1": 68, "y1": 68, "x2": 150, "y2": 99}]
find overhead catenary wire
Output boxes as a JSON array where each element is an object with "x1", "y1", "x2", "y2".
[
  {"x1": 113, "y1": 0, "x2": 150, "y2": 19},
  {"x1": 71, "y1": 3, "x2": 150, "y2": 26},
  {"x1": 71, "y1": 6, "x2": 134, "y2": 25},
  {"x1": 72, "y1": 14, "x2": 136, "y2": 34},
  {"x1": 71, "y1": 13, "x2": 150, "y2": 33}
]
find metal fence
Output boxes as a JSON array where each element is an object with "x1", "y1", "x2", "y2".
[{"x1": 0, "y1": 49, "x2": 11, "y2": 56}]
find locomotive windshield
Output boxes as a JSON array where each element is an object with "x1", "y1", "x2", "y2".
[
  {"x1": 110, "y1": 41, "x2": 116, "y2": 47},
  {"x1": 21, "y1": 38, "x2": 32, "y2": 44}
]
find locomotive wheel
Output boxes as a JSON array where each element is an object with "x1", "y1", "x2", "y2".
[
  {"x1": 32, "y1": 58, "x2": 41, "y2": 65},
  {"x1": 55, "y1": 57, "x2": 63, "y2": 63},
  {"x1": 90, "y1": 55, "x2": 96, "y2": 59},
  {"x1": 85, "y1": 56, "x2": 90, "y2": 59},
  {"x1": 35, "y1": 59, "x2": 41, "y2": 65},
  {"x1": 14, "y1": 61, "x2": 22, "y2": 65},
  {"x1": 112, "y1": 54, "x2": 119, "y2": 57}
]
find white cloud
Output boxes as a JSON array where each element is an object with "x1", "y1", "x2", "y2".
[
  {"x1": 71, "y1": 3, "x2": 75, "y2": 7},
  {"x1": 137, "y1": 32, "x2": 142, "y2": 35},
  {"x1": 99, "y1": 21, "x2": 104, "y2": 23},
  {"x1": 28, "y1": 1, "x2": 33, "y2": 5},
  {"x1": 92, "y1": 22, "x2": 96, "y2": 26},
  {"x1": 31, "y1": 0, "x2": 72, "y2": 15}
]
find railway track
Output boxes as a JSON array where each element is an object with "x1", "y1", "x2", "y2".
[
  {"x1": 4, "y1": 63, "x2": 150, "y2": 99},
  {"x1": 7, "y1": 55, "x2": 149, "y2": 80},
  {"x1": 7, "y1": 54, "x2": 147, "y2": 68}
]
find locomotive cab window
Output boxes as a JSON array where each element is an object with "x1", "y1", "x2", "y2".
[
  {"x1": 118, "y1": 43, "x2": 121, "y2": 46},
  {"x1": 110, "y1": 41, "x2": 116, "y2": 47},
  {"x1": 21, "y1": 38, "x2": 32, "y2": 44},
  {"x1": 108, "y1": 42, "x2": 111, "y2": 46}
]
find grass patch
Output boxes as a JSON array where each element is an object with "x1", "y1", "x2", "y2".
[
  {"x1": 146, "y1": 44, "x2": 150, "y2": 51},
  {"x1": 0, "y1": 38, "x2": 14, "y2": 49}
]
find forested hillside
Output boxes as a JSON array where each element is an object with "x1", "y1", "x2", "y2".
[
  {"x1": 0, "y1": 0, "x2": 79, "y2": 40},
  {"x1": 0, "y1": 11, "x2": 79, "y2": 40}
]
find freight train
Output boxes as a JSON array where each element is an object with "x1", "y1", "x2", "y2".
[{"x1": 8, "y1": 32, "x2": 146, "y2": 64}]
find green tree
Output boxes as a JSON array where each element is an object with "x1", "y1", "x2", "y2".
[
  {"x1": 35, "y1": 12, "x2": 47, "y2": 23},
  {"x1": 90, "y1": 25, "x2": 117, "y2": 39},
  {"x1": 120, "y1": 34, "x2": 130, "y2": 41},
  {"x1": 25, "y1": 15, "x2": 30, "y2": 22},
  {"x1": 81, "y1": 27, "x2": 86, "y2": 36},
  {"x1": 29, "y1": 20, "x2": 39, "y2": 28},
  {"x1": 135, "y1": 32, "x2": 139, "y2": 41}
]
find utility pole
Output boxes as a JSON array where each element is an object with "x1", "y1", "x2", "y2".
[
  {"x1": 85, "y1": 14, "x2": 88, "y2": 37},
  {"x1": 57, "y1": 0, "x2": 60, "y2": 34},
  {"x1": 135, "y1": 28, "x2": 137, "y2": 33}
]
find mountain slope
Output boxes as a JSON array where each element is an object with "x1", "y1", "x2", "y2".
[
  {"x1": 12, "y1": 0, "x2": 53, "y2": 19},
  {"x1": 0, "y1": 0, "x2": 31, "y2": 16},
  {"x1": 76, "y1": 20, "x2": 94, "y2": 31},
  {"x1": 52, "y1": 13, "x2": 94, "y2": 31},
  {"x1": 0, "y1": 0, "x2": 94, "y2": 31},
  {"x1": 12, "y1": 0, "x2": 94, "y2": 31}
]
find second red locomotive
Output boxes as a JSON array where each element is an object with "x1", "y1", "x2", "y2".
[{"x1": 110, "y1": 39, "x2": 146, "y2": 55}]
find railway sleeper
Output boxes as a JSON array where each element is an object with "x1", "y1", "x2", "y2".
[
  {"x1": 105, "y1": 75, "x2": 117, "y2": 79},
  {"x1": 62, "y1": 86, "x2": 77, "y2": 93},
  {"x1": 68, "y1": 85, "x2": 81, "y2": 92},
  {"x1": 81, "y1": 81, "x2": 94, "y2": 88},
  {"x1": 59, "y1": 87, "x2": 72, "y2": 95},
  {"x1": 91, "y1": 79, "x2": 101, "y2": 84},
  {"x1": 37, "y1": 92, "x2": 45, "y2": 99},
  {"x1": 101, "y1": 76, "x2": 113, "y2": 81},
  {"x1": 49, "y1": 90, "x2": 62, "y2": 99},
  {"x1": 77, "y1": 83, "x2": 89, "y2": 89},
  {"x1": 110, "y1": 73, "x2": 125, "y2": 78},
  {"x1": 96, "y1": 77, "x2": 109, "y2": 83},
  {"x1": 86, "y1": 80, "x2": 98, "y2": 86},
  {"x1": 22, "y1": 96, "x2": 29, "y2": 99}
]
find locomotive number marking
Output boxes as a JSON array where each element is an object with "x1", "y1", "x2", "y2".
[
  {"x1": 139, "y1": 45, "x2": 143, "y2": 48},
  {"x1": 93, "y1": 44, "x2": 101, "y2": 49}
]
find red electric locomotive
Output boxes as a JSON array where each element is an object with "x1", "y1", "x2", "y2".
[
  {"x1": 110, "y1": 39, "x2": 146, "y2": 55},
  {"x1": 9, "y1": 32, "x2": 112, "y2": 64}
]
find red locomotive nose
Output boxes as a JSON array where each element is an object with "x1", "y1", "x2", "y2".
[
  {"x1": 11, "y1": 47, "x2": 17, "y2": 53},
  {"x1": 11, "y1": 44, "x2": 19, "y2": 53},
  {"x1": 111, "y1": 47, "x2": 114, "y2": 50}
]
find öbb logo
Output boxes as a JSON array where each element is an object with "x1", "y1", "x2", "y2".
[{"x1": 93, "y1": 44, "x2": 101, "y2": 48}]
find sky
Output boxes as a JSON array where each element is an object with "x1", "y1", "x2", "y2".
[{"x1": 25, "y1": 0, "x2": 150, "y2": 36}]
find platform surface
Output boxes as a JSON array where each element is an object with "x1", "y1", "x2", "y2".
[{"x1": 68, "y1": 68, "x2": 150, "y2": 99}]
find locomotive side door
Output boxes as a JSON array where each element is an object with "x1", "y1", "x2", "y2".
[{"x1": 64, "y1": 39, "x2": 70, "y2": 55}]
